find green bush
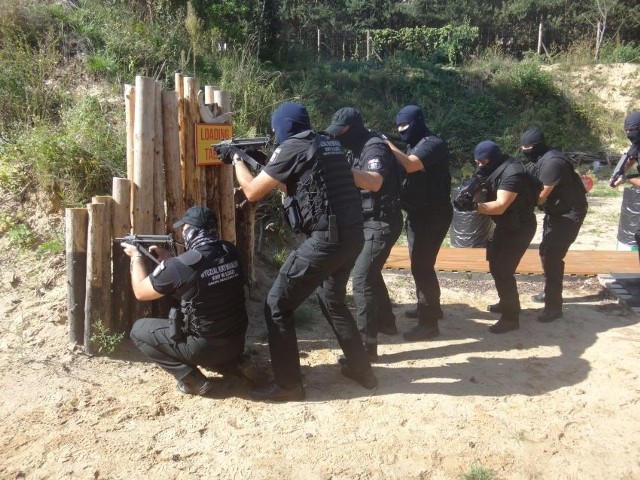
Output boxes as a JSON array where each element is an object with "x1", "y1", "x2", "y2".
[
  {"x1": 598, "y1": 41, "x2": 640, "y2": 64},
  {"x1": 0, "y1": 95, "x2": 126, "y2": 206}
]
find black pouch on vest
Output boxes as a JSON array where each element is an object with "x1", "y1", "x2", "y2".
[
  {"x1": 168, "y1": 307, "x2": 186, "y2": 344},
  {"x1": 282, "y1": 196, "x2": 303, "y2": 234}
]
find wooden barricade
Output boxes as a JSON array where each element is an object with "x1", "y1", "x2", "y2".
[{"x1": 65, "y1": 74, "x2": 252, "y2": 354}]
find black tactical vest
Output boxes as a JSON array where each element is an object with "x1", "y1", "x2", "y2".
[
  {"x1": 401, "y1": 135, "x2": 451, "y2": 211},
  {"x1": 177, "y1": 242, "x2": 247, "y2": 337},
  {"x1": 487, "y1": 158, "x2": 536, "y2": 231},
  {"x1": 535, "y1": 150, "x2": 588, "y2": 216},
  {"x1": 292, "y1": 133, "x2": 363, "y2": 233},
  {"x1": 351, "y1": 136, "x2": 401, "y2": 221}
]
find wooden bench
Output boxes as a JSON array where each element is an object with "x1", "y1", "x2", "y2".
[{"x1": 384, "y1": 246, "x2": 639, "y2": 276}]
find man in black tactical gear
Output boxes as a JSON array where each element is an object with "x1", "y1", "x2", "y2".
[
  {"x1": 455, "y1": 141, "x2": 537, "y2": 333},
  {"x1": 227, "y1": 102, "x2": 376, "y2": 402},
  {"x1": 326, "y1": 107, "x2": 403, "y2": 361},
  {"x1": 122, "y1": 206, "x2": 248, "y2": 396},
  {"x1": 386, "y1": 105, "x2": 453, "y2": 341},
  {"x1": 610, "y1": 111, "x2": 640, "y2": 259},
  {"x1": 520, "y1": 127, "x2": 588, "y2": 323}
]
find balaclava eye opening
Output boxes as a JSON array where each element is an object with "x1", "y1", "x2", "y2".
[
  {"x1": 474, "y1": 140, "x2": 505, "y2": 177},
  {"x1": 395, "y1": 105, "x2": 428, "y2": 147},
  {"x1": 520, "y1": 127, "x2": 548, "y2": 162}
]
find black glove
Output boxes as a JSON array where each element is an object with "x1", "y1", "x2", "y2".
[
  {"x1": 453, "y1": 194, "x2": 476, "y2": 212},
  {"x1": 215, "y1": 144, "x2": 234, "y2": 164}
]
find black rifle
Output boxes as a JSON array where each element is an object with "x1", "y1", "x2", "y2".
[
  {"x1": 453, "y1": 175, "x2": 490, "y2": 211},
  {"x1": 213, "y1": 136, "x2": 272, "y2": 169},
  {"x1": 609, "y1": 148, "x2": 639, "y2": 187},
  {"x1": 115, "y1": 234, "x2": 177, "y2": 265}
]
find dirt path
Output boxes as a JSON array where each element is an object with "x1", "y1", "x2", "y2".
[{"x1": 1, "y1": 195, "x2": 639, "y2": 479}]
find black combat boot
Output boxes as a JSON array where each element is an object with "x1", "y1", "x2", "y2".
[
  {"x1": 177, "y1": 369, "x2": 215, "y2": 396},
  {"x1": 489, "y1": 315, "x2": 519, "y2": 334}
]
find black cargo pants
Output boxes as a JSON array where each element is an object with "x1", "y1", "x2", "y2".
[
  {"x1": 352, "y1": 214, "x2": 403, "y2": 347},
  {"x1": 264, "y1": 228, "x2": 368, "y2": 387},
  {"x1": 487, "y1": 221, "x2": 536, "y2": 317}
]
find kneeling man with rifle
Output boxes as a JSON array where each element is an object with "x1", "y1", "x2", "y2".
[{"x1": 121, "y1": 206, "x2": 248, "y2": 396}]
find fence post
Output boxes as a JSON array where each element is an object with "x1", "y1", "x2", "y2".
[{"x1": 65, "y1": 208, "x2": 88, "y2": 345}]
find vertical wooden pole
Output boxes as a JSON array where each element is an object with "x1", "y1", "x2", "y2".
[
  {"x1": 204, "y1": 86, "x2": 218, "y2": 107},
  {"x1": 112, "y1": 177, "x2": 132, "y2": 333},
  {"x1": 204, "y1": 85, "x2": 220, "y2": 222},
  {"x1": 65, "y1": 208, "x2": 88, "y2": 345},
  {"x1": 91, "y1": 196, "x2": 113, "y2": 331},
  {"x1": 132, "y1": 75, "x2": 156, "y2": 234},
  {"x1": 235, "y1": 191, "x2": 257, "y2": 288},
  {"x1": 183, "y1": 77, "x2": 207, "y2": 209},
  {"x1": 182, "y1": 76, "x2": 197, "y2": 209},
  {"x1": 175, "y1": 72, "x2": 186, "y2": 198},
  {"x1": 162, "y1": 90, "x2": 184, "y2": 236},
  {"x1": 84, "y1": 202, "x2": 106, "y2": 355},
  {"x1": 132, "y1": 75, "x2": 156, "y2": 319},
  {"x1": 124, "y1": 84, "x2": 135, "y2": 180},
  {"x1": 214, "y1": 89, "x2": 236, "y2": 244},
  {"x1": 153, "y1": 81, "x2": 166, "y2": 234}
]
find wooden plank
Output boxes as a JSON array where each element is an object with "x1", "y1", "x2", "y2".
[{"x1": 385, "y1": 245, "x2": 639, "y2": 276}]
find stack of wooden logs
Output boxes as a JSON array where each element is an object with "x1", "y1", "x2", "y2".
[{"x1": 65, "y1": 74, "x2": 256, "y2": 355}]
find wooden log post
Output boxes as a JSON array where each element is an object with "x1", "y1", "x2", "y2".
[
  {"x1": 214, "y1": 89, "x2": 236, "y2": 244},
  {"x1": 153, "y1": 81, "x2": 166, "y2": 234},
  {"x1": 175, "y1": 72, "x2": 186, "y2": 197},
  {"x1": 132, "y1": 75, "x2": 156, "y2": 234},
  {"x1": 65, "y1": 208, "x2": 88, "y2": 345},
  {"x1": 162, "y1": 90, "x2": 184, "y2": 237},
  {"x1": 235, "y1": 190, "x2": 257, "y2": 288},
  {"x1": 112, "y1": 177, "x2": 132, "y2": 333},
  {"x1": 132, "y1": 75, "x2": 156, "y2": 319},
  {"x1": 183, "y1": 77, "x2": 207, "y2": 209},
  {"x1": 203, "y1": 85, "x2": 222, "y2": 225},
  {"x1": 91, "y1": 196, "x2": 113, "y2": 331},
  {"x1": 124, "y1": 84, "x2": 135, "y2": 180},
  {"x1": 84, "y1": 202, "x2": 106, "y2": 355}
]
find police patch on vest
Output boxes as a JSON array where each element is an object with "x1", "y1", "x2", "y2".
[
  {"x1": 367, "y1": 157, "x2": 382, "y2": 171},
  {"x1": 200, "y1": 259, "x2": 241, "y2": 286},
  {"x1": 152, "y1": 261, "x2": 166, "y2": 277},
  {"x1": 269, "y1": 147, "x2": 282, "y2": 164}
]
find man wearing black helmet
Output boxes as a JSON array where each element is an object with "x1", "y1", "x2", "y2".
[
  {"x1": 455, "y1": 141, "x2": 537, "y2": 333},
  {"x1": 520, "y1": 127, "x2": 588, "y2": 323},
  {"x1": 326, "y1": 107, "x2": 402, "y2": 360},
  {"x1": 610, "y1": 111, "x2": 640, "y2": 258},
  {"x1": 386, "y1": 105, "x2": 452, "y2": 341},
  {"x1": 122, "y1": 206, "x2": 248, "y2": 396},
  {"x1": 226, "y1": 102, "x2": 377, "y2": 402}
]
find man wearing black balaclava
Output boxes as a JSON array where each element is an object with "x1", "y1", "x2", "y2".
[
  {"x1": 520, "y1": 127, "x2": 588, "y2": 322},
  {"x1": 610, "y1": 111, "x2": 640, "y2": 258},
  {"x1": 226, "y1": 102, "x2": 377, "y2": 401},
  {"x1": 455, "y1": 141, "x2": 537, "y2": 333},
  {"x1": 326, "y1": 107, "x2": 402, "y2": 360},
  {"x1": 122, "y1": 206, "x2": 248, "y2": 396},
  {"x1": 386, "y1": 105, "x2": 453, "y2": 341}
]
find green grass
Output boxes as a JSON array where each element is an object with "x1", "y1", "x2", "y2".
[
  {"x1": 460, "y1": 463, "x2": 497, "y2": 480},
  {"x1": 589, "y1": 181, "x2": 623, "y2": 198}
]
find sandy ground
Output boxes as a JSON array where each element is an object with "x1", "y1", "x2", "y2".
[{"x1": 0, "y1": 190, "x2": 639, "y2": 480}]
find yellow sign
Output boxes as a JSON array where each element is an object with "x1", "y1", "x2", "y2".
[{"x1": 195, "y1": 123, "x2": 234, "y2": 166}]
